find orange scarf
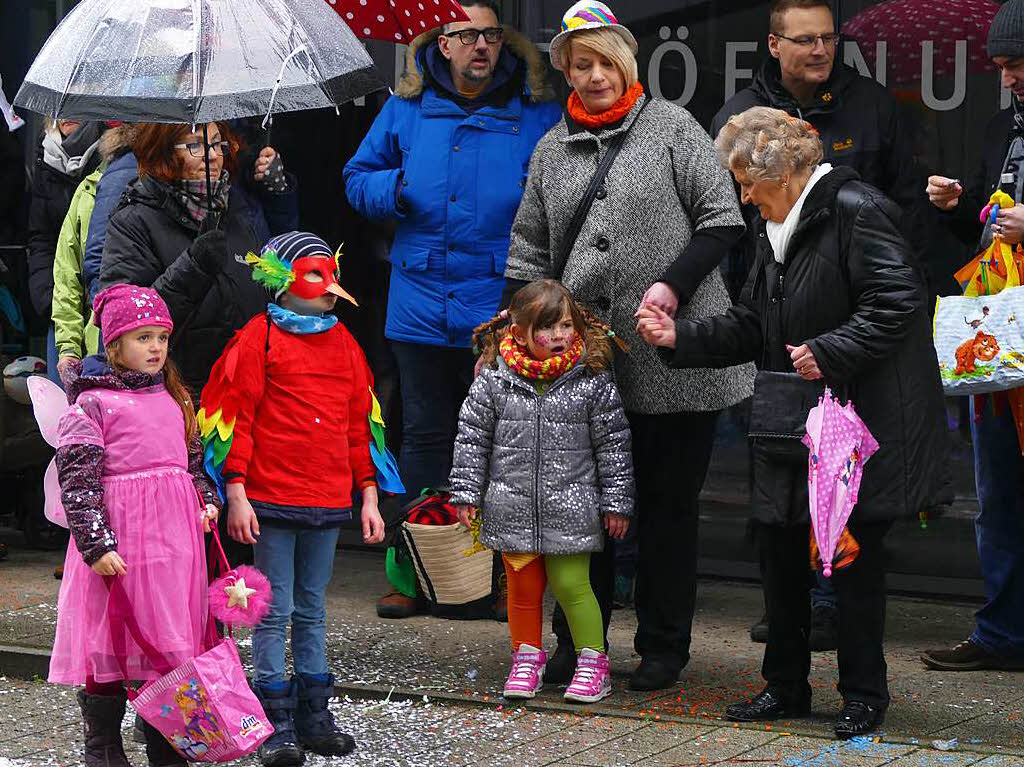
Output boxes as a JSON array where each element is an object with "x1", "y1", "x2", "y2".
[
  {"x1": 567, "y1": 82, "x2": 644, "y2": 128},
  {"x1": 499, "y1": 334, "x2": 582, "y2": 381}
]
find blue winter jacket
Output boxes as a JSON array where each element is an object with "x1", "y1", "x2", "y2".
[{"x1": 344, "y1": 28, "x2": 561, "y2": 348}]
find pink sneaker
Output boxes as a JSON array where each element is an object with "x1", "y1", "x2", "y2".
[
  {"x1": 503, "y1": 644, "x2": 547, "y2": 699},
  {"x1": 564, "y1": 648, "x2": 612, "y2": 703}
]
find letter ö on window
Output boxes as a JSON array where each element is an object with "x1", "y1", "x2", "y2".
[{"x1": 648, "y1": 26, "x2": 697, "y2": 107}]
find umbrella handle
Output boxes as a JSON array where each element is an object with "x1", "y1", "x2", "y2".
[{"x1": 202, "y1": 122, "x2": 214, "y2": 215}]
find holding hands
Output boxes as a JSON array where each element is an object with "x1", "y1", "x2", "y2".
[{"x1": 635, "y1": 304, "x2": 677, "y2": 349}]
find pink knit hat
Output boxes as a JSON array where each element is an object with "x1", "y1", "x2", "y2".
[{"x1": 92, "y1": 284, "x2": 173, "y2": 347}]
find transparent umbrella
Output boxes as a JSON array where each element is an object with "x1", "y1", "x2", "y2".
[{"x1": 14, "y1": 0, "x2": 385, "y2": 125}]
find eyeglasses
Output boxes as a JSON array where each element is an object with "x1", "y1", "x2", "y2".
[
  {"x1": 173, "y1": 140, "x2": 231, "y2": 158},
  {"x1": 444, "y1": 27, "x2": 503, "y2": 45},
  {"x1": 774, "y1": 32, "x2": 841, "y2": 47}
]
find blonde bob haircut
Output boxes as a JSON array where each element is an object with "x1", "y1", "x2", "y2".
[
  {"x1": 714, "y1": 106, "x2": 823, "y2": 183},
  {"x1": 560, "y1": 27, "x2": 639, "y2": 88}
]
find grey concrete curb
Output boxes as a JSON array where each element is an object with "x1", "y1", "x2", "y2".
[{"x1": 3, "y1": 644, "x2": 1022, "y2": 760}]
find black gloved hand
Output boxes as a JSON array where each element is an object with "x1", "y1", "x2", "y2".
[{"x1": 188, "y1": 229, "x2": 228, "y2": 274}]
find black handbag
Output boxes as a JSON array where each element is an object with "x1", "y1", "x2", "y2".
[{"x1": 748, "y1": 370, "x2": 825, "y2": 463}]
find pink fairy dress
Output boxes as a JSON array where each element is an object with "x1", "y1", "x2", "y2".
[{"x1": 49, "y1": 382, "x2": 208, "y2": 685}]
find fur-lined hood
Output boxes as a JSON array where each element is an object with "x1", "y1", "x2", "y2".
[
  {"x1": 99, "y1": 124, "x2": 136, "y2": 164},
  {"x1": 395, "y1": 25, "x2": 555, "y2": 103}
]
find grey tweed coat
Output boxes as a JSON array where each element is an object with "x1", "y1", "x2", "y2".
[
  {"x1": 505, "y1": 96, "x2": 755, "y2": 414},
  {"x1": 449, "y1": 356, "x2": 634, "y2": 555}
]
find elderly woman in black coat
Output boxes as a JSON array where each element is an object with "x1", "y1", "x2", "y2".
[{"x1": 638, "y1": 106, "x2": 948, "y2": 739}]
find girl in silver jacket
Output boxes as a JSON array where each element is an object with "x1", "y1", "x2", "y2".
[{"x1": 449, "y1": 279, "x2": 634, "y2": 705}]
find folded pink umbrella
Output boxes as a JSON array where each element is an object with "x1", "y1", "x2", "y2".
[{"x1": 803, "y1": 388, "x2": 879, "y2": 577}]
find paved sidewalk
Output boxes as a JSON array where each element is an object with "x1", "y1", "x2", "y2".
[{"x1": 2, "y1": 544, "x2": 1023, "y2": 765}]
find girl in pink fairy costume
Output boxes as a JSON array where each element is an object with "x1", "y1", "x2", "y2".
[{"x1": 49, "y1": 283, "x2": 220, "y2": 767}]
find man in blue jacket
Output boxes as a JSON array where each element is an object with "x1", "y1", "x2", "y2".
[{"x1": 345, "y1": 0, "x2": 560, "y2": 618}]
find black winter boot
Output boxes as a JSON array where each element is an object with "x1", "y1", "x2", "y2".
[
  {"x1": 141, "y1": 720, "x2": 186, "y2": 766},
  {"x1": 294, "y1": 674, "x2": 355, "y2": 756},
  {"x1": 77, "y1": 689, "x2": 131, "y2": 767},
  {"x1": 254, "y1": 681, "x2": 305, "y2": 767}
]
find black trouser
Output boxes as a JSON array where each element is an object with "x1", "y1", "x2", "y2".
[
  {"x1": 757, "y1": 519, "x2": 892, "y2": 709},
  {"x1": 553, "y1": 410, "x2": 719, "y2": 668}
]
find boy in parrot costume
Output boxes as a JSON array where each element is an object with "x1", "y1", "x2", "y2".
[{"x1": 198, "y1": 230, "x2": 402, "y2": 767}]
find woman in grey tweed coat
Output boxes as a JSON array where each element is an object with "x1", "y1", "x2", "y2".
[{"x1": 503, "y1": 1, "x2": 755, "y2": 691}]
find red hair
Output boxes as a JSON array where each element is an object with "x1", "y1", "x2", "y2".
[{"x1": 133, "y1": 122, "x2": 241, "y2": 182}]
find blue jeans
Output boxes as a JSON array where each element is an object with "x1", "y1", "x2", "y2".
[
  {"x1": 252, "y1": 524, "x2": 341, "y2": 683},
  {"x1": 969, "y1": 397, "x2": 1024, "y2": 661},
  {"x1": 390, "y1": 341, "x2": 474, "y2": 504}
]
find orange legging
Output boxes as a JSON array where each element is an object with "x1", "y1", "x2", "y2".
[{"x1": 502, "y1": 552, "x2": 604, "y2": 653}]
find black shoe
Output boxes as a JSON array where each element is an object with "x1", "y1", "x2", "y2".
[
  {"x1": 141, "y1": 719, "x2": 186, "y2": 766},
  {"x1": 725, "y1": 687, "x2": 811, "y2": 722},
  {"x1": 750, "y1": 612, "x2": 769, "y2": 644},
  {"x1": 808, "y1": 605, "x2": 839, "y2": 651},
  {"x1": 294, "y1": 674, "x2": 355, "y2": 757},
  {"x1": 628, "y1": 656, "x2": 681, "y2": 691},
  {"x1": 920, "y1": 638, "x2": 1024, "y2": 671},
  {"x1": 544, "y1": 642, "x2": 576, "y2": 685},
  {"x1": 254, "y1": 681, "x2": 306, "y2": 767},
  {"x1": 77, "y1": 689, "x2": 131, "y2": 767},
  {"x1": 834, "y1": 700, "x2": 884, "y2": 739}
]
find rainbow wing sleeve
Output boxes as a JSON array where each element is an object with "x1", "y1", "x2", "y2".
[
  {"x1": 368, "y1": 387, "x2": 404, "y2": 494},
  {"x1": 197, "y1": 341, "x2": 242, "y2": 501}
]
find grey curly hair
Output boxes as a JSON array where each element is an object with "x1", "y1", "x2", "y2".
[{"x1": 713, "y1": 106, "x2": 823, "y2": 182}]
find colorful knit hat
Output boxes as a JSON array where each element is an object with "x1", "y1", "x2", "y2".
[
  {"x1": 548, "y1": 1, "x2": 638, "y2": 71},
  {"x1": 244, "y1": 230, "x2": 358, "y2": 305},
  {"x1": 92, "y1": 284, "x2": 173, "y2": 347}
]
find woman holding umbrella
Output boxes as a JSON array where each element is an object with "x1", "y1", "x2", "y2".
[
  {"x1": 98, "y1": 122, "x2": 298, "y2": 392},
  {"x1": 637, "y1": 106, "x2": 948, "y2": 738}
]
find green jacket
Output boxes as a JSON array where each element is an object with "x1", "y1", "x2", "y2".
[{"x1": 52, "y1": 168, "x2": 101, "y2": 359}]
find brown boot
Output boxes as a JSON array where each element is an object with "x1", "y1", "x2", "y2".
[
  {"x1": 375, "y1": 589, "x2": 424, "y2": 619},
  {"x1": 54, "y1": 563, "x2": 64, "y2": 579},
  {"x1": 77, "y1": 689, "x2": 130, "y2": 767}
]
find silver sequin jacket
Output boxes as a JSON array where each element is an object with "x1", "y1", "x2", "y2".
[{"x1": 449, "y1": 356, "x2": 634, "y2": 555}]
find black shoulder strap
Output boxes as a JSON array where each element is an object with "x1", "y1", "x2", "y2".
[{"x1": 557, "y1": 98, "x2": 649, "y2": 271}]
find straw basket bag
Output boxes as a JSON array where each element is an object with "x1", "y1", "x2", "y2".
[{"x1": 401, "y1": 520, "x2": 493, "y2": 606}]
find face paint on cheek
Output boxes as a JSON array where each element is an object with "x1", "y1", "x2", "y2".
[{"x1": 533, "y1": 331, "x2": 553, "y2": 348}]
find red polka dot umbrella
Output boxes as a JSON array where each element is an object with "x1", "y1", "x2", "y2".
[
  {"x1": 325, "y1": 0, "x2": 470, "y2": 43},
  {"x1": 841, "y1": 0, "x2": 999, "y2": 84}
]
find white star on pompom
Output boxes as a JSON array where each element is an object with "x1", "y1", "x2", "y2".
[{"x1": 224, "y1": 578, "x2": 258, "y2": 609}]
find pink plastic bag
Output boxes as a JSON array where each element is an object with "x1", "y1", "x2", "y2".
[
  {"x1": 106, "y1": 534, "x2": 274, "y2": 762},
  {"x1": 130, "y1": 638, "x2": 273, "y2": 761}
]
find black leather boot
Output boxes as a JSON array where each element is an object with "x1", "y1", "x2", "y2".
[
  {"x1": 254, "y1": 680, "x2": 305, "y2": 767},
  {"x1": 725, "y1": 686, "x2": 811, "y2": 722},
  {"x1": 294, "y1": 674, "x2": 355, "y2": 756},
  {"x1": 543, "y1": 642, "x2": 576, "y2": 685},
  {"x1": 77, "y1": 689, "x2": 131, "y2": 767}
]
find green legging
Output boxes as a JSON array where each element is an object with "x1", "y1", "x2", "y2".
[{"x1": 504, "y1": 552, "x2": 603, "y2": 652}]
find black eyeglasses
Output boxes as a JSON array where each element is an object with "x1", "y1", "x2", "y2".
[
  {"x1": 444, "y1": 26, "x2": 503, "y2": 45},
  {"x1": 774, "y1": 32, "x2": 841, "y2": 47},
  {"x1": 173, "y1": 140, "x2": 231, "y2": 158}
]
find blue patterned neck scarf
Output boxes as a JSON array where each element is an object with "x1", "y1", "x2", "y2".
[{"x1": 266, "y1": 303, "x2": 338, "y2": 334}]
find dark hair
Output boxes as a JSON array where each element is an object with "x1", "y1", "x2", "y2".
[
  {"x1": 133, "y1": 122, "x2": 241, "y2": 182},
  {"x1": 444, "y1": 0, "x2": 501, "y2": 30},
  {"x1": 769, "y1": 0, "x2": 832, "y2": 34}
]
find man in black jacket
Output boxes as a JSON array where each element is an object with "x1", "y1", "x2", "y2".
[
  {"x1": 920, "y1": 0, "x2": 1024, "y2": 674},
  {"x1": 712, "y1": 0, "x2": 925, "y2": 652}
]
